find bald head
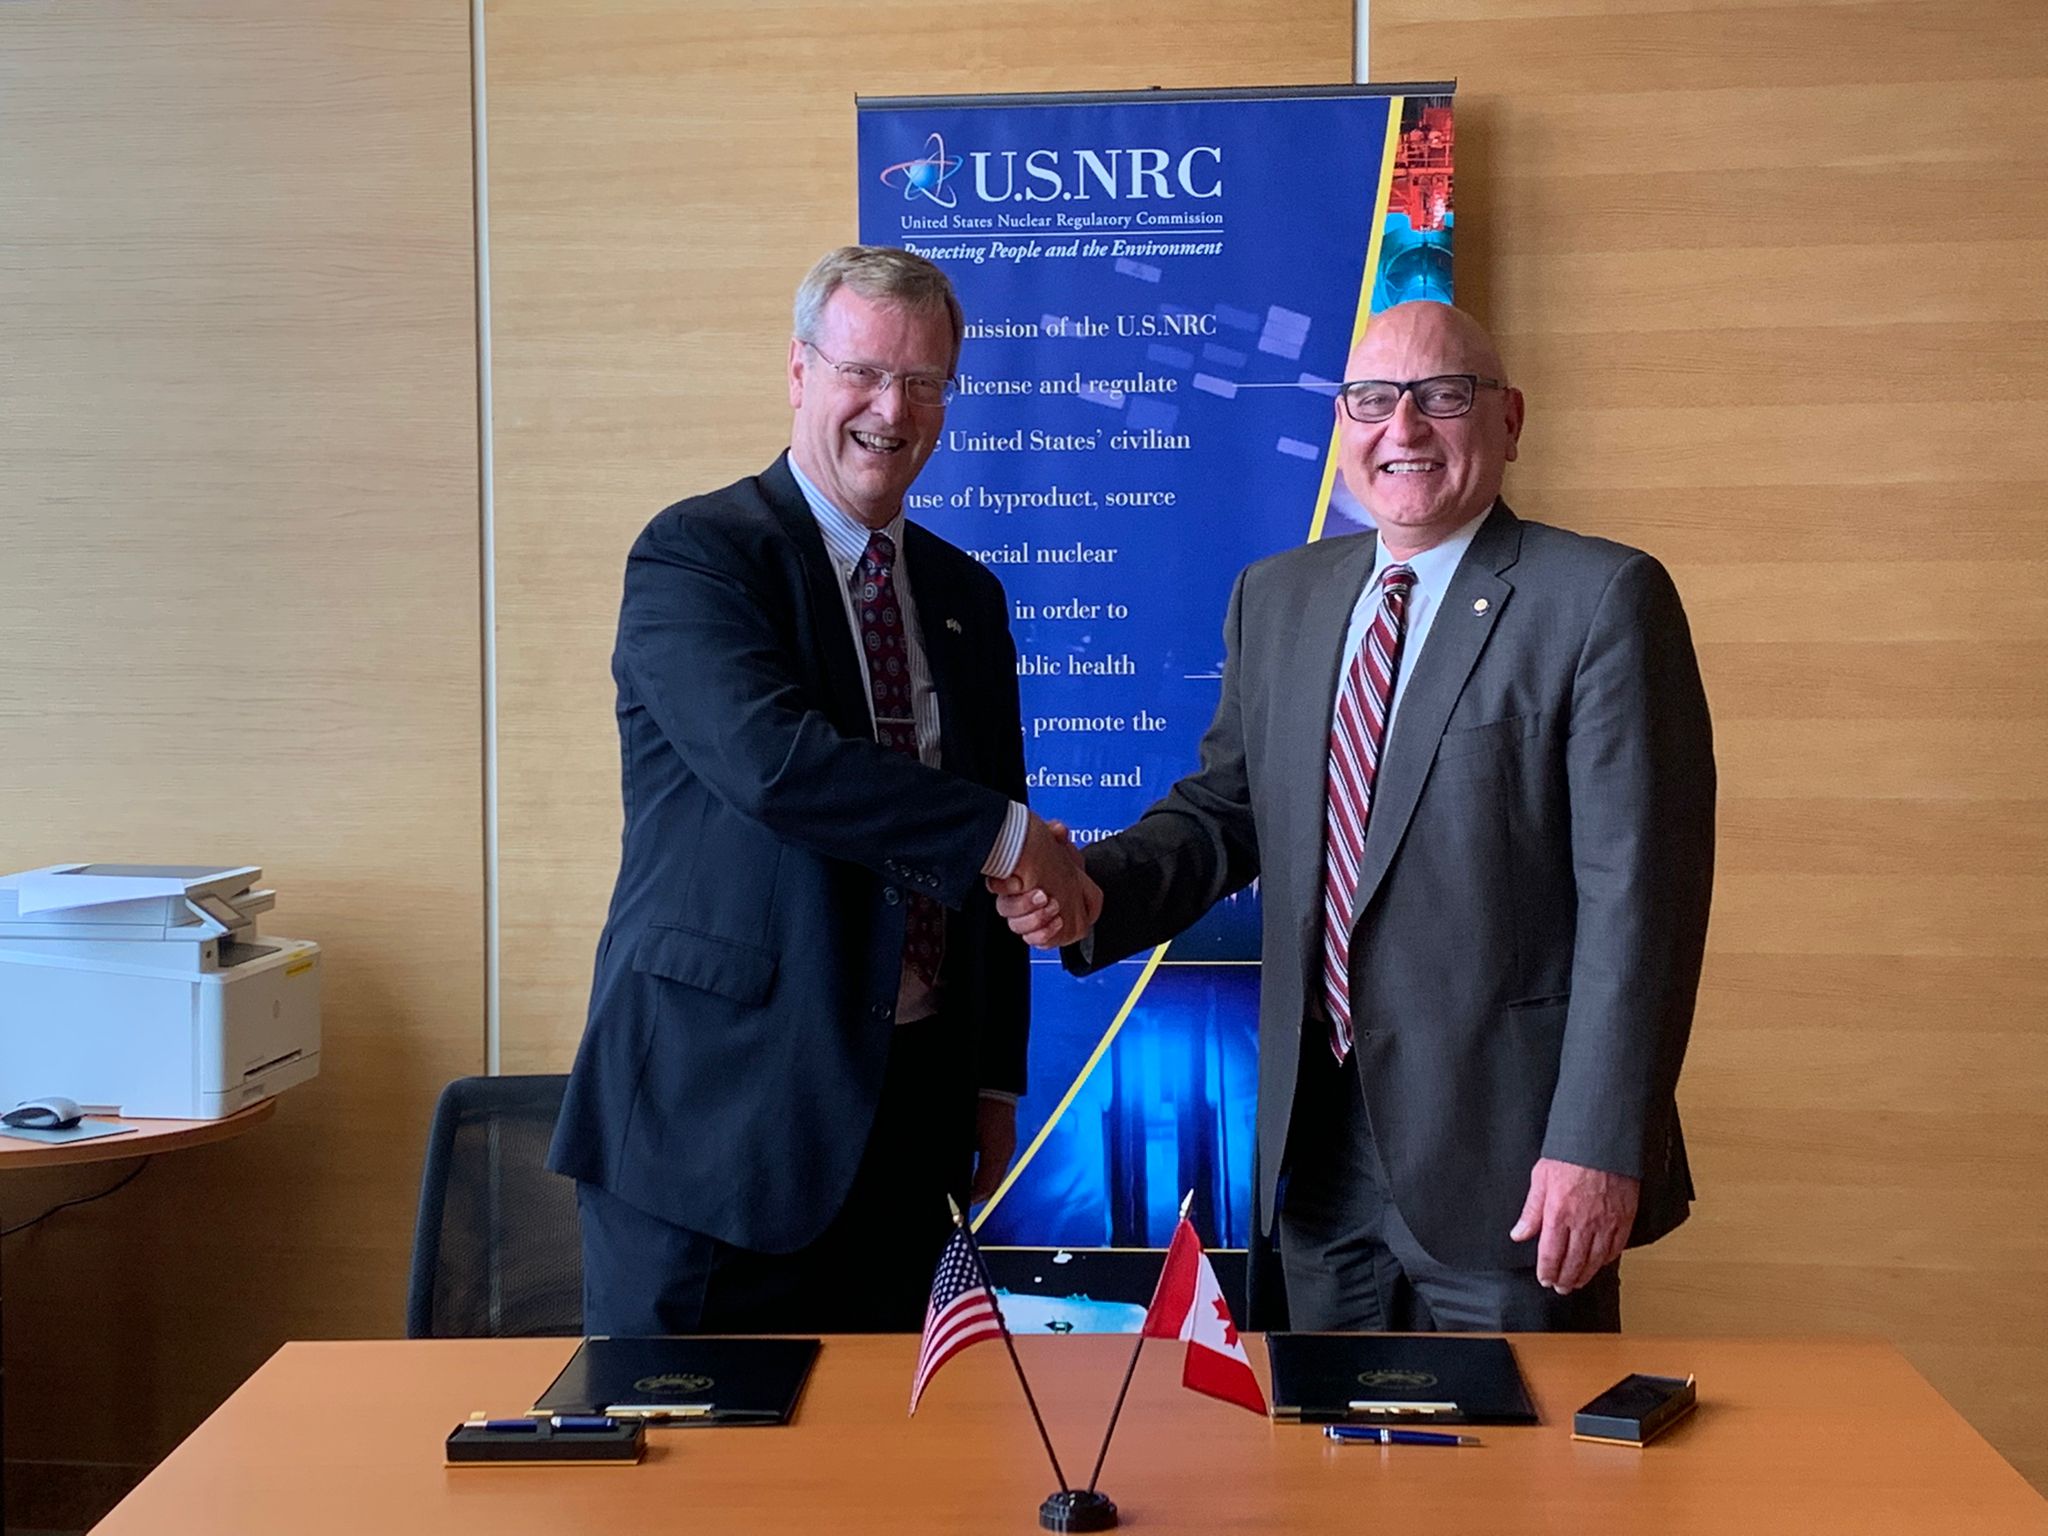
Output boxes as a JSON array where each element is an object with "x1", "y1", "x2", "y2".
[
  {"x1": 1335, "y1": 301, "x2": 1523, "y2": 559},
  {"x1": 1346, "y1": 300, "x2": 1508, "y2": 383}
]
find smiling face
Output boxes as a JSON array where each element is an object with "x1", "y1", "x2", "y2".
[
  {"x1": 787, "y1": 285, "x2": 953, "y2": 529},
  {"x1": 1336, "y1": 302, "x2": 1524, "y2": 559}
]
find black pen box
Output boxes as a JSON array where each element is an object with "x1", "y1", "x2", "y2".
[
  {"x1": 1571, "y1": 1372, "x2": 1697, "y2": 1446},
  {"x1": 445, "y1": 1419, "x2": 647, "y2": 1466}
]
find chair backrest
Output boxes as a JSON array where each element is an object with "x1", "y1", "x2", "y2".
[{"x1": 406, "y1": 1074, "x2": 582, "y2": 1338}]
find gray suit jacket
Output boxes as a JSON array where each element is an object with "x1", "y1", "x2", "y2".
[{"x1": 1068, "y1": 503, "x2": 1715, "y2": 1269}]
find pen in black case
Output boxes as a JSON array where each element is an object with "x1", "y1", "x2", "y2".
[{"x1": 473, "y1": 1415, "x2": 621, "y2": 1432}]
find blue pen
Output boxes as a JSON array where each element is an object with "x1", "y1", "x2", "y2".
[
  {"x1": 1324, "y1": 1425, "x2": 1481, "y2": 1447},
  {"x1": 476, "y1": 1415, "x2": 618, "y2": 1432}
]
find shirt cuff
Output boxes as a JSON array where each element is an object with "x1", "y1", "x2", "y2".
[
  {"x1": 977, "y1": 1089, "x2": 1020, "y2": 1106},
  {"x1": 981, "y1": 800, "x2": 1029, "y2": 879}
]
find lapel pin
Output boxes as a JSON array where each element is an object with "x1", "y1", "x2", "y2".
[
  {"x1": 945, "y1": 617, "x2": 963, "y2": 634},
  {"x1": 1472, "y1": 597, "x2": 1490, "y2": 615}
]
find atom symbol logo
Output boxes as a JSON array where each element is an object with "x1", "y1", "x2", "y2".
[{"x1": 879, "y1": 132, "x2": 962, "y2": 208}]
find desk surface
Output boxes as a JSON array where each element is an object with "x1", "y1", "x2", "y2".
[
  {"x1": 0, "y1": 1098, "x2": 275, "y2": 1170},
  {"x1": 92, "y1": 1332, "x2": 2046, "y2": 1534}
]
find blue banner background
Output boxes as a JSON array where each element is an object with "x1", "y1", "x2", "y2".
[{"x1": 857, "y1": 89, "x2": 1445, "y2": 1258}]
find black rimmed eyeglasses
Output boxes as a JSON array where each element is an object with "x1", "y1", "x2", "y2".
[
  {"x1": 1336, "y1": 373, "x2": 1509, "y2": 423},
  {"x1": 802, "y1": 341, "x2": 955, "y2": 407}
]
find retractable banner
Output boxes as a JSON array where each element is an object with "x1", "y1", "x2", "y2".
[{"x1": 857, "y1": 85, "x2": 1455, "y2": 1265}]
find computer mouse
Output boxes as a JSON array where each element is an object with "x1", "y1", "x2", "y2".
[{"x1": 2, "y1": 1097, "x2": 84, "y2": 1130}]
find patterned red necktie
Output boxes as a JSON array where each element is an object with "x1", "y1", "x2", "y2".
[
  {"x1": 858, "y1": 530, "x2": 945, "y2": 985},
  {"x1": 1322, "y1": 564, "x2": 1416, "y2": 1062}
]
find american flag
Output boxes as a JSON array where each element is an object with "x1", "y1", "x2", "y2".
[{"x1": 909, "y1": 1228, "x2": 1004, "y2": 1414}]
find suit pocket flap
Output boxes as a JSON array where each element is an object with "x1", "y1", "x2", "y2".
[
  {"x1": 632, "y1": 922, "x2": 776, "y2": 1005},
  {"x1": 1435, "y1": 712, "x2": 1542, "y2": 763}
]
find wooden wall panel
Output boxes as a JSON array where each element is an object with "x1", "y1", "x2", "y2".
[
  {"x1": 0, "y1": 4, "x2": 481, "y2": 1524},
  {"x1": 484, "y1": 2, "x2": 1354, "y2": 1071},
  {"x1": 1373, "y1": 0, "x2": 2048, "y2": 1488}
]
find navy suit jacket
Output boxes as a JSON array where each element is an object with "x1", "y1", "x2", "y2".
[{"x1": 547, "y1": 455, "x2": 1029, "y2": 1253}]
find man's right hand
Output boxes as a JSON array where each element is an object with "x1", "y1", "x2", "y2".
[{"x1": 987, "y1": 815, "x2": 1101, "y2": 949}]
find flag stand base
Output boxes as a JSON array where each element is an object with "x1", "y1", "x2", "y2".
[{"x1": 1039, "y1": 1489, "x2": 1117, "y2": 1531}]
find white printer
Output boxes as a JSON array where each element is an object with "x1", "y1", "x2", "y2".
[{"x1": 0, "y1": 863, "x2": 320, "y2": 1119}]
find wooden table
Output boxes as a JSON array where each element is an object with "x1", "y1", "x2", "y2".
[
  {"x1": 0, "y1": 1098, "x2": 276, "y2": 1170},
  {"x1": 2, "y1": 1099, "x2": 277, "y2": 1526},
  {"x1": 91, "y1": 1332, "x2": 2046, "y2": 1534}
]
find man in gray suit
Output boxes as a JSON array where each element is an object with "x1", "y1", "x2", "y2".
[{"x1": 996, "y1": 302, "x2": 1715, "y2": 1331}]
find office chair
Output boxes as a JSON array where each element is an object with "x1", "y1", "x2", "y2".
[{"x1": 405, "y1": 1074, "x2": 583, "y2": 1337}]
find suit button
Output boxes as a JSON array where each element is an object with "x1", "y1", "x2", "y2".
[
  {"x1": 884, "y1": 888, "x2": 901, "y2": 905},
  {"x1": 870, "y1": 1003, "x2": 892, "y2": 1022}
]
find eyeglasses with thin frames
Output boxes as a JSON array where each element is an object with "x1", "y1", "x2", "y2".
[
  {"x1": 802, "y1": 341, "x2": 954, "y2": 408},
  {"x1": 1336, "y1": 373, "x2": 1509, "y2": 424}
]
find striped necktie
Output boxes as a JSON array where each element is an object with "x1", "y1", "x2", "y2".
[
  {"x1": 858, "y1": 530, "x2": 945, "y2": 985},
  {"x1": 1321, "y1": 563, "x2": 1416, "y2": 1062}
]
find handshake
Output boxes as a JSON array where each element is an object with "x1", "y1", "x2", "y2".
[{"x1": 987, "y1": 812, "x2": 1102, "y2": 950}]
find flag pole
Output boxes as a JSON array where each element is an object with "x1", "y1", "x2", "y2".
[
  {"x1": 950, "y1": 1195, "x2": 1072, "y2": 1495},
  {"x1": 1084, "y1": 1189, "x2": 1192, "y2": 1493}
]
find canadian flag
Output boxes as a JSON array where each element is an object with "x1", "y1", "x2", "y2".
[{"x1": 1140, "y1": 1217, "x2": 1268, "y2": 1416}]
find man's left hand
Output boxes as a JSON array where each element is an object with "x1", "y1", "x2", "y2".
[
  {"x1": 1508, "y1": 1157, "x2": 1639, "y2": 1294},
  {"x1": 970, "y1": 1097, "x2": 1018, "y2": 1204}
]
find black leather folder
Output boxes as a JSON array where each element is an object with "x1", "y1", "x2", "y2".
[
  {"x1": 533, "y1": 1337, "x2": 821, "y2": 1425},
  {"x1": 1265, "y1": 1333, "x2": 1538, "y2": 1424}
]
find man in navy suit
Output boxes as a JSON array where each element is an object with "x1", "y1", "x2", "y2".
[{"x1": 549, "y1": 247, "x2": 1098, "y2": 1334}]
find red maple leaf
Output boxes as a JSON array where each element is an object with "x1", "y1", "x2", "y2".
[{"x1": 1212, "y1": 1295, "x2": 1238, "y2": 1348}]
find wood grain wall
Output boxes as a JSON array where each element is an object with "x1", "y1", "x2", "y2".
[
  {"x1": 0, "y1": 4, "x2": 481, "y2": 1526},
  {"x1": 482, "y1": 0, "x2": 1356, "y2": 1071},
  {"x1": 1372, "y1": 0, "x2": 2048, "y2": 1489},
  {"x1": 10, "y1": 0, "x2": 2036, "y2": 1518}
]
